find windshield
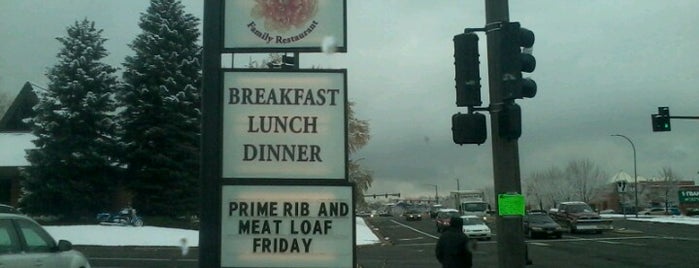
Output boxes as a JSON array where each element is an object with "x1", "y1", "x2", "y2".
[
  {"x1": 566, "y1": 204, "x2": 594, "y2": 213},
  {"x1": 526, "y1": 214, "x2": 555, "y2": 223},
  {"x1": 462, "y1": 217, "x2": 485, "y2": 225},
  {"x1": 462, "y1": 203, "x2": 488, "y2": 212}
]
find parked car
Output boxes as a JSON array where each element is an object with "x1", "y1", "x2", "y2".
[
  {"x1": 550, "y1": 201, "x2": 613, "y2": 234},
  {"x1": 686, "y1": 208, "x2": 699, "y2": 217},
  {"x1": 435, "y1": 208, "x2": 460, "y2": 233},
  {"x1": 638, "y1": 207, "x2": 680, "y2": 216},
  {"x1": 460, "y1": 215, "x2": 491, "y2": 240},
  {"x1": 0, "y1": 213, "x2": 91, "y2": 268},
  {"x1": 0, "y1": 204, "x2": 20, "y2": 214},
  {"x1": 403, "y1": 210, "x2": 423, "y2": 221},
  {"x1": 598, "y1": 209, "x2": 615, "y2": 214},
  {"x1": 356, "y1": 210, "x2": 372, "y2": 217},
  {"x1": 523, "y1": 212, "x2": 563, "y2": 239}
]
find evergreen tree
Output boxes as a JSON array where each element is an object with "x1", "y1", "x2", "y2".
[
  {"x1": 117, "y1": 0, "x2": 201, "y2": 217},
  {"x1": 21, "y1": 19, "x2": 118, "y2": 218}
]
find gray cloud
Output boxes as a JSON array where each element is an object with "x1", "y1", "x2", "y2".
[{"x1": 2, "y1": 1, "x2": 698, "y2": 199}]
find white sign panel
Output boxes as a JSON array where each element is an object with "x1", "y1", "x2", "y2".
[
  {"x1": 224, "y1": 0, "x2": 346, "y2": 52},
  {"x1": 222, "y1": 70, "x2": 346, "y2": 179},
  {"x1": 221, "y1": 185, "x2": 354, "y2": 267}
]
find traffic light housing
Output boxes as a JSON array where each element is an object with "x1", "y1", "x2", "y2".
[
  {"x1": 499, "y1": 102, "x2": 522, "y2": 140},
  {"x1": 499, "y1": 22, "x2": 536, "y2": 100},
  {"x1": 452, "y1": 112, "x2": 487, "y2": 145},
  {"x1": 453, "y1": 33, "x2": 482, "y2": 107},
  {"x1": 282, "y1": 54, "x2": 296, "y2": 69},
  {"x1": 267, "y1": 54, "x2": 297, "y2": 69},
  {"x1": 651, "y1": 106, "x2": 671, "y2": 132}
]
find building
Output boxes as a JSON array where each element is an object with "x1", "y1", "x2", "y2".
[
  {"x1": 590, "y1": 171, "x2": 697, "y2": 214},
  {"x1": 0, "y1": 82, "x2": 38, "y2": 206}
]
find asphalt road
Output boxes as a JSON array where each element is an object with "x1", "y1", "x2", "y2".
[
  {"x1": 359, "y1": 215, "x2": 699, "y2": 268},
  {"x1": 76, "y1": 215, "x2": 699, "y2": 267}
]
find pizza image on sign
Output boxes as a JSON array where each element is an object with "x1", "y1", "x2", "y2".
[{"x1": 251, "y1": 0, "x2": 318, "y2": 33}]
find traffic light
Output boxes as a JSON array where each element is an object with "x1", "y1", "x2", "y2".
[
  {"x1": 498, "y1": 22, "x2": 536, "y2": 100},
  {"x1": 499, "y1": 102, "x2": 522, "y2": 140},
  {"x1": 266, "y1": 54, "x2": 296, "y2": 69},
  {"x1": 453, "y1": 33, "x2": 482, "y2": 107},
  {"x1": 651, "y1": 106, "x2": 671, "y2": 132},
  {"x1": 282, "y1": 54, "x2": 296, "y2": 69},
  {"x1": 452, "y1": 112, "x2": 487, "y2": 145}
]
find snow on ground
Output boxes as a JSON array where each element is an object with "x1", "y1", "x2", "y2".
[
  {"x1": 44, "y1": 215, "x2": 698, "y2": 247},
  {"x1": 355, "y1": 215, "x2": 382, "y2": 245},
  {"x1": 45, "y1": 217, "x2": 382, "y2": 247},
  {"x1": 601, "y1": 213, "x2": 699, "y2": 225}
]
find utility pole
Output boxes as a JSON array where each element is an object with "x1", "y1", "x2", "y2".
[
  {"x1": 485, "y1": 1, "x2": 527, "y2": 267},
  {"x1": 426, "y1": 184, "x2": 439, "y2": 204},
  {"x1": 611, "y1": 134, "x2": 638, "y2": 218}
]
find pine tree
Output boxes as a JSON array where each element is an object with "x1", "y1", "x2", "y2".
[
  {"x1": 117, "y1": 0, "x2": 201, "y2": 217},
  {"x1": 21, "y1": 19, "x2": 119, "y2": 218}
]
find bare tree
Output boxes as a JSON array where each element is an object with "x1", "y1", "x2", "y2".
[
  {"x1": 655, "y1": 166, "x2": 681, "y2": 211},
  {"x1": 525, "y1": 160, "x2": 609, "y2": 210},
  {"x1": 524, "y1": 171, "x2": 545, "y2": 210},
  {"x1": 524, "y1": 166, "x2": 570, "y2": 210},
  {"x1": 347, "y1": 102, "x2": 373, "y2": 208},
  {"x1": 565, "y1": 159, "x2": 608, "y2": 203},
  {"x1": 543, "y1": 166, "x2": 571, "y2": 206}
]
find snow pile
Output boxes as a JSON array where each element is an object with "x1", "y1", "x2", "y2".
[{"x1": 46, "y1": 225, "x2": 199, "y2": 247}]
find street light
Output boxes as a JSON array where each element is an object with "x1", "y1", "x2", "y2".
[
  {"x1": 425, "y1": 184, "x2": 439, "y2": 204},
  {"x1": 611, "y1": 134, "x2": 639, "y2": 218}
]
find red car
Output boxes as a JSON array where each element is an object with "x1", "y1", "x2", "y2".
[{"x1": 435, "y1": 208, "x2": 460, "y2": 232}]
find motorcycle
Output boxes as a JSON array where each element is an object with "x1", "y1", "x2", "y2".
[{"x1": 97, "y1": 207, "x2": 144, "y2": 227}]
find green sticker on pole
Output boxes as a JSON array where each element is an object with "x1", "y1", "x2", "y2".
[{"x1": 498, "y1": 193, "x2": 525, "y2": 216}]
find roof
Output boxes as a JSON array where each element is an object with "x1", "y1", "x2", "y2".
[
  {"x1": 438, "y1": 208, "x2": 459, "y2": 212},
  {"x1": 0, "y1": 132, "x2": 35, "y2": 167},
  {"x1": 608, "y1": 171, "x2": 650, "y2": 183},
  {"x1": 560, "y1": 201, "x2": 588, "y2": 205},
  {"x1": 0, "y1": 82, "x2": 38, "y2": 131},
  {"x1": 0, "y1": 212, "x2": 31, "y2": 220}
]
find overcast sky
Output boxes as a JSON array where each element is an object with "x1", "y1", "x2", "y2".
[{"x1": 1, "y1": 0, "x2": 698, "y2": 199}]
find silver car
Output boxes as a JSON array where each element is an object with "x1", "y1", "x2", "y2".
[{"x1": 0, "y1": 213, "x2": 91, "y2": 268}]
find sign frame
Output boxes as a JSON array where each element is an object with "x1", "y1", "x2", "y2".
[
  {"x1": 220, "y1": 181, "x2": 356, "y2": 268},
  {"x1": 679, "y1": 190, "x2": 699, "y2": 204},
  {"x1": 220, "y1": 68, "x2": 348, "y2": 181}
]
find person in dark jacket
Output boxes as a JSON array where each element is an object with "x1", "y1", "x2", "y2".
[{"x1": 435, "y1": 216, "x2": 472, "y2": 268}]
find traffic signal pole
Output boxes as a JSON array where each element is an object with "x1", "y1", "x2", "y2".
[
  {"x1": 485, "y1": 1, "x2": 527, "y2": 267},
  {"x1": 651, "y1": 106, "x2": 699, "y2": 132}
]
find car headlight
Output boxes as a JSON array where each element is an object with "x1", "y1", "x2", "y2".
[{"x1": 531, "y1": 227, "x2": 543, "y2": 231}]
